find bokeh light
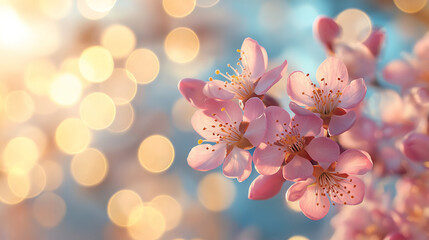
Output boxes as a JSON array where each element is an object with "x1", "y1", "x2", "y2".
[
  {"x1": 336, "y1": 8, "x2": 372, "y2": 43},
  {"x1": 4, "y1": 91, "x2": 35, "y2": 123},
  {"x1": 127, "y1": 206, "x2": 166, "y2": 240},
  {"x1": 86, "y1": 0, "x2": 117, "y2": 13},
  {"x1": 77, "y1": 0, "x2": 109, "y2": 19},
  {"x1": 71, "y1": 148, "x2": 108, "y2": 187},
  {"x1": 107, "y1": 103, "x2": 135, "y2": 133},
  {"x1": 126, "y1": 48, "x2": 160, "y2": 84},
  {"x1": 164, "y1": 27, "x2": 200, "y2": 63},
  {"x1": 79, "y1": 46, "x2": 114, "y2": 83},
  {"x1": 163, "y1": 0, "x2": 196, "y2": 18},
  {"x1": 2, "y1": 137, "x2": 39, "y2": 173},
  {"x1": 286, "y1": 199, "x2": 302, "y2": 213},
  {"x1": 138, "y1": 135, "x2": 175, "y2": 173},
  {"x1": 55, "y1": 118, "x2": 92, "y2": 154},
  {"x1": 40, "y1": 160, "x2": 63, "y2": 191},
  {"x1": 196, "y1": 0, "x2": 220, "y2": 8},
  {"x1": 150, "y1": 195, "x2": 183, "y2": 231},
  {"x1": 198, "y1": 173, "x2": 236, "y2": 211},
  {"x1": 32, "y1": 192, "x2": 66, "y2": 228},
  {"x1": 0, "y1": 174, "x2": 25, "y2": 205},
  {"x1": 394, "y1": 0, "x2": 427, "y2": 13},
  {"x1": 101, "y1": 24, "x2": 136, "y2": 59},
  {"x1": 100, "y1": 68, "x2": 137, "y2": 105},
  {"x1": 79, "y1": 92, "x2": 116, "y2": 130},
  {"x1": 24, "y1": 59, "x2": 56, "y2": 96},
  {"x1": 39, "y1": 0, "x2": 73, "y2": 19},
  {"x1": 50, "y1": 73, "x2": 83, "y2": 106},
  {"x1": 288, "y1": 236, "x2": 309, "y2": 240},
  {"x1": 107, "y1": 189, "x2": 143, "y2": 227}
]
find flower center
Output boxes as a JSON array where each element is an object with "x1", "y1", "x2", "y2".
[
  {"x1": 211, "y1": 50, "x2": 255, "y2": 100},
  {"x1": 268, "y1": 119, "x2": 305, "y2": 153},
  {"x1": 304, "y1": 76, "x2": 344, "y2": 116},
  {"x1": 314, "y1": 168, "x2": 355, "y2": 205}
]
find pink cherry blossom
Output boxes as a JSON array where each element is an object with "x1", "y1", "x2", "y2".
[
  {"x1": 178, "y1": 78, "x2": 211, "y2": 109},
  {"x1": 253, "y1": 106, "x2": 323, "y2": 180},
  {"x1": 403, "y1": 132, "x2": 429, "y2": 163},
  {"x1": 286, "y1": 148, "x2": 373, "y2": 220},
  {"x1": 287, "y1": 57, "x2": 367, "y2": 136},
  {"x1": 204, "y1": 38, "x2": 288, "y2": 103},
  {"x1": 248, "y1": 169, "x2": 286, "y2": 200},
  {"x1": 187, "y1": 97, "x2": 266, "y2": 182}
]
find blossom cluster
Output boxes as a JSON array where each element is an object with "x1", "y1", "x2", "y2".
[{"x1": 179, "y1": 13, "x2": 429, "y2": 235}]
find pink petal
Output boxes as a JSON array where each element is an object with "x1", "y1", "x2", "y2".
[
  {"x1": 248, "y1": 170, "x2": 286, "y2": 200},
  {"x1": 336, "y1": 149, "x2": 373, "y2": 175},
  {"x1": 191, "y1": 110, "x2": 222, "y2": 140},
  {"x1": 289, "y1": 101, "x2": 317, "y2": 116},
  {"x1": 223, "y1": 148, "x2": 252, "y2": 182},
  {"x1": 414, "y1": 33, "x2": 429, "y2": 60},
  {"x1": 203, "y1": 80, "x2": 235, "y2": 100},
  {"x1": 286, "y1": 71, "x2": 315, "y2": 106},
  {"x1": 204, "y1": 99, "x2": 243, "y2": 126},
  {"x1": 334, "y1": 43, "x2": 376, "y2": 82},
  {"x1": 286, "y1": 178, "x2": 315, "y2": 202},
  {"x1": 305, "y1": 137, "x2": 340, "y2": 163},
  {"x1": 313, "y1": 16, "x2": 340, "y2": 52},
  {"x1": 243, "y1": 113, "x2": 266, "y2": 146},
  {"x1": 187, "y1": 143, "x2": 226, "y2": 171},
  {"x1": 328, "y1": 110, "x2": 356, "y2": 136},
  {"x1": 338, "y1": 78, "x2": 367, "y2": 109},
  {"x1": 253, "y1": 143, "x2": 285, "y2": 175},
  {"x1": 412, "y1": 87, "x2": 429, "y2": 106},
  {"x1": 264, "y1": 106, "x2": 291, "y2": 142},
  {"x1": 363, "y1": 28, "x2": 385, "y2": 57},
  {"x1": 329, "y1": 176, "x2": 365, "y2": 205},
  {"x1": 282, "y1": 155, "x2": 314, "y2": 181},
  {"x1": 293, "y1": 114, "x2": 323, "y2": 137},
  {"x1": 241, "y1": 38, "x2": 268, "y2": 80},
  {"x1": 403, "y1": 132, "x2": 429, "y2": 162},
  {"x1": 299, "y1": 185, "x2": 330, "y2": 220},
  {"x1": 243, "y1": 97, "x2": 265, "y2": 122},
  {"x1": 382, "y1": 60, "x2": 417, "y2": 86},
  {"x1": 316, "y1": 57, "x2": 349, "y2": 92},
  {"x1": 178, "y1": 78, "x2": 209, "y2": 108},
  {"x1": 254, "y1": 60, "x2": 288, "y2": 95}
]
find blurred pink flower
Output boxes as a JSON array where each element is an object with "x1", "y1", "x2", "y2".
[
  {"x1": 204, "y1": 38, "x2": 288, "y2": 103},
  {"x1": 287, "y1": 57, "x2": 367, "y2": 136},
  {"x1": 188, "y1": 97, "x2": 266, "y2": 182},
  {"x1": 403, "y1": 132, "x2": 429, "y2": 163},
  {"x1": 286, "y1": 148, "x2": 373, "y2": 220},
  {"x1": 253, "y1": 106, "x2": 323, "y2": 180}
]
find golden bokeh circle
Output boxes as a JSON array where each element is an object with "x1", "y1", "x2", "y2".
[
  {"x1": 138, "y1": 135, "x2": 175, "y2": 173},
  {"x1": 101, "y1": 24, "x2": 136, "y2": 59},
  {"x1": 79, "y1": 46, "x2": 114, "y2": 83},
  {"x1": 2, "y1": 137, "x2": 39, "y2": 173},
  {"x1": 55, "y1": 118, "x2": 92, "y2": 154},
  {"x1": 32, "y1": 192, "x2": 66, "y2": 228},
  {"x1": 127, "y1": 206, "x2": 166, "y2": 240},
  {"x1": 71, "y1": 148, "x2": 108, "y2": 187},
  {"x1": 336, "y1": 8, "x2": 372, "y2": 43},
  {"x1": 107, "y1": 189, "x2": 143, "y2": 227},
  {"x1": 164, "y1": 27, "x2": 200, "y2": 63},
  {"x1": 394, "y1": 0, "x2": 427, "y2": 13},
  {"x1": 197, "y1": 173, "x2": 236, "y2": 211},
  {"x1": 126, "y1": 48, "x2": 160, "y2": 84},
  {"x1": 163, "y1": 0, "x2": 196, "y2": 18},
  {"x1": 100, "y1": 68, "x2": 137, "y2": 105},
  {"x1": 4, "y1": 91, "x2": 35, "y2": 123},
  {"x1": 0, "y1": 174, "x2": 25, "y2": 205},
  {"x1": 24, "y1": 59, "x2": 56, "y2": 95},
  {"x1": 86, "y1": 0, "x2": 117, "y2": 13},
  {"x1": 40, "y1": 0, "x2": 73, "y2": 19},
  {"x1": 107, "y1": 103, "x2": 135, "y2": 133},
  {"x1": 150, "y1": 195, "x2": 182, "y2": 231},
  {"x1": 79, "y1": 92, "x2": 116, "y2": 130},
  {"x1": 50, "y1": 73, "x2": 83, "y2": 106}
]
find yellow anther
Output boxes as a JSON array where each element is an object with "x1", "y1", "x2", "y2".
[
  {"x1": 221, "y1": 107, "x2": 226, "y2": 111},
  {"x1": 198, "y1": 139, "x2": 203, "y2": 144},
  {"x1": 215, "y1": 70, "x2": 220, "y2": 74},
  {"x1": 236, "y1": 49, "x2": 241, "y2": 53},
  {"x1": 209, "y1": 77, "x2": 213, "y2": 81}
]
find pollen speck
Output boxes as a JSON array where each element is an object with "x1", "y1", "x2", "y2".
[{"x1": 198, "y1": 139, "x2": 203, "y2": 144}]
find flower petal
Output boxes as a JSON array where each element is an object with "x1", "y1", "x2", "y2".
[
  {"x1": 336, "y1": 149, "x2": 373, "y2": 175},
  {"x1": 204, "y1": 99, "x2": 243, "y2": 126},
  {"x1": 287, "y1": 71, "x2": 315, "y2": 106},
  {"x1": 299, "y1": 185, "x2": 330, "y2": 220},
  {"x1": 316, "y1": 57, "x2": 349, "y2": 92},
  {"x1": 289, "y1": 101, "x2": 317, "y2": 116},
  {"x1": 243, "y1": 97, "x2": 265, "y2": 122},
  {"x1": 187, "y1": 143, "x2": 226, "y2": 171},
  {"x1": 382, "y1": 60, "x2": 417, "y2": 87},
  {"x1": 243, "y1": 113, "x2": 266, "y2": 146},
  {"x1": 403, "y1": 132, "x2": 429, "y2": 162},
  {"x1": 329, "y1": 176, "x2": 365, "y2": 205},
  {"x1": 286, "y1": 178, "x2": 315, "y2": 202},
  {"x1": 305, "y1": 137, "x2": 340, "y2": 163},
  {"x1": 223, "y1": 148, "x2": 252, "y2": 182},
  {"x1": 363, "y1": 28, "x2": 385, "y2": 57},
  {"x1": 253, "y1": 143, "x2": 285, "y2": 175},
  {"x1": 248, "y1": 170, "x2": 285, "y2": 200},
  {"x1": 313, "y1": 16, "x2": 340, "y2": 52},
  {"x1": 241, "y1": 38, "x2": 268, "y2": 80},
  {"x1": 338, "y1": 78, "x2": 366, "y2": 109},
  {"x1": 254, "y1": 60, "x2": 288, "y2": 95},
  {"x1": 293, "y1": 114, "x2": 323, "y2": 137},
  {"x1": 264, "y1": 106, "x2": 291, "y2": 142},
  {"x1": 328, "y1": 110, "x2": 356, "y2": 136},
  {"x1": 282, "y1": 155, "x2": 314, "y2": 181},
  {"x1": 203, "y1": 80, "x2": 235, "y2": 100},
  {"x1": 178, "y1": 78, "x2": 209, "y2": 108}
]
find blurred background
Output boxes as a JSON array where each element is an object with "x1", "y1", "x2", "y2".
[{"x1": 0, "y1": 0, "x2": 427, "y2": 239}]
